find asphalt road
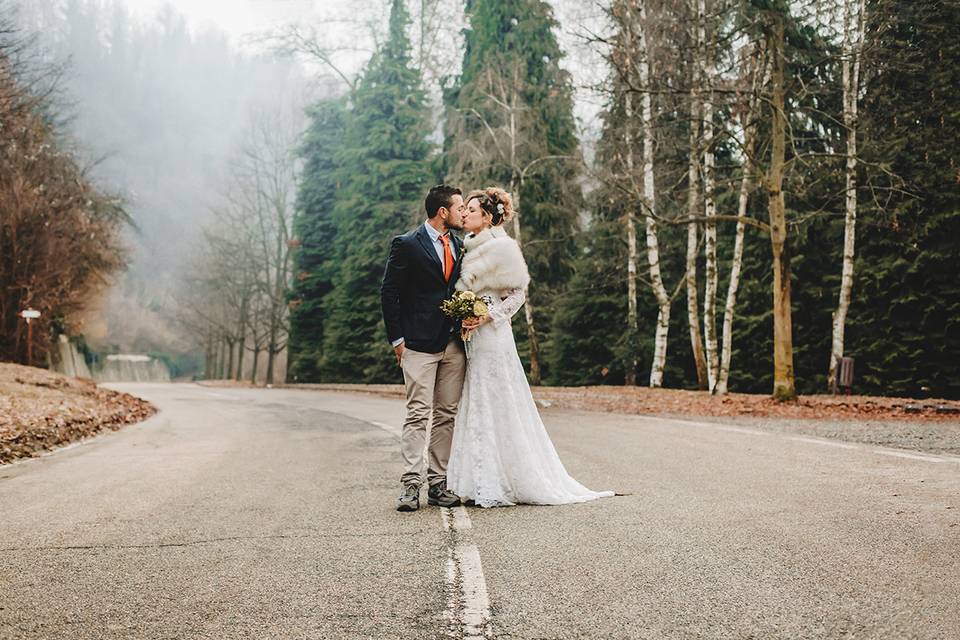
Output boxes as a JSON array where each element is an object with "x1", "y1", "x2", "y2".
[{"x1": 1, "y1": 383, "x2": 958, "y2": 640}]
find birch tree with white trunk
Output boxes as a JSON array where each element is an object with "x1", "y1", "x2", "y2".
[
  {"x1": 686, "y1": 0, "x2": 708, "y2": 390},
  {"x1": 623, "y1": 87, "x2": 641, "y2": 386},
  {"x1": 698, "y1": 0, "x2": 721, "y2": 391},
  {"x1": 637, "y1": 0, "x2": 671, "y2": 388},
  {"x1": 716, "y1": 46, "x2": 768, "y2": 395},
  {"x1": 827, "y1": 0, "x2": 867, "y2": 391}
]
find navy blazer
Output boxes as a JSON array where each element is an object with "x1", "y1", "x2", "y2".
[{"x1": 380, "y1": 224, "x2": 463, "y2": 353}]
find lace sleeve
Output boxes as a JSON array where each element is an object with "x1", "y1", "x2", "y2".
[{"x1": 487, "y1": 288, "x2": 526, "y2": 327}]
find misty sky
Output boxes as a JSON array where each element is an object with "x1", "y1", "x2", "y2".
[
  {"x1": 117, "y1": 0, "x2": 607, "y2": 132},
  {"x1": 123, "y1": 0, "x2": 320, "y2": 40}
]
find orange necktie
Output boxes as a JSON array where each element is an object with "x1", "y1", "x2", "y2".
[{"x1": 440, "y1": 234, "x2": 454, "y2": 282}]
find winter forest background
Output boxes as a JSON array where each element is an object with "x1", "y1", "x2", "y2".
[{"x1": 1, "y1": 0, "x2": 957, "y2": 399}]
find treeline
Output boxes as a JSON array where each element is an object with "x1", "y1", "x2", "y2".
[
  {"x1": 287, "y1": 0, "x2": 581, "y2": 385},
  {"x1": 176, "y1": 110, "x2": 301, "y2": 385},
  {"x1": 286, "y1": 0, "x2": 437, "y2": 383},
  {"x1": 19, "y1": 0, "x2": 308, "y2": 377},
  {"x1": 290, "y1": 0, "x2": 960, "y2": 398},
  {"x1": 0, "y1": 3, "x2": 126, "y2": 365}
]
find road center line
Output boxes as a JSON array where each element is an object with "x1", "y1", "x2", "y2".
[
  {"x1": 452, "y1": 505, "x2": 473, "y2": 530},
  {"x1": 456, "y1": 543, "x2": 493, "y2": 639},
  {"x1": 441, "y1": 506, "x2": 492, "y2": 639}
]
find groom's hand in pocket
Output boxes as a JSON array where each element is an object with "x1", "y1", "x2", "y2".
[{"x1": 394, "y1": 343, "x2": 405, "y2": 365}]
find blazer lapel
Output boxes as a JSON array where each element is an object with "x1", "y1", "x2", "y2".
[
  {"x1": 416, "y1": 224, "x2": 444, "y2": 279},
  {"x1": 451, "y1": 233, "x2": 464, "y2": 283}
]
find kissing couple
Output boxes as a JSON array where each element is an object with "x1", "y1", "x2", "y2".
[{"x1": 380, "y1": 184, "x2": 613, "y2": 511}]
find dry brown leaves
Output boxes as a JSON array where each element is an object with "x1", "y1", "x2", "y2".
[{"x1": 0, "y1": 363, "x2": 156, "y2": 464}]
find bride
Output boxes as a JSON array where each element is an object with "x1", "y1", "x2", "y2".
[{"x1": 446, "y1": 187, "x2": 614, "y2": 508}]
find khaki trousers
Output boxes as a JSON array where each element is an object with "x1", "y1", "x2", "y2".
[{"x1": 399, "y1": 339, "x2": 466, "y2": 488}]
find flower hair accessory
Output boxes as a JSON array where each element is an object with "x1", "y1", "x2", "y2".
[{"x1": 496, "y1": 203, "x2": 505, "y2": 215}]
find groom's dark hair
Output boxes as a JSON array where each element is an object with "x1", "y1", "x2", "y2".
[{"x1": 425, "y1": 184, "x2": 462, "y2": 219}]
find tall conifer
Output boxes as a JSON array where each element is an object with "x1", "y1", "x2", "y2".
[
  {"x1": 444, "y1": 0, "x2": 582, "y2": 383},
  {"x1": 319, "y1": 0, "x2": 434, "y2": 382},
  {"x1": 287, "y1": 99, "x2": 346, "y2": 381},
  {"x1": 848, "y1": 0, "x2": 960, "y2": 397}
]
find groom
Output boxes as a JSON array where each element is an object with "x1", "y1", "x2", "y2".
[{"x1": 380, "y1": 184, "x2": 467, "y2": 512}]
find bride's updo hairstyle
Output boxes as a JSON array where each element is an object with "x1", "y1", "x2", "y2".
[{"x1": 467, "y1": 187, "x2": 514, "y2": 227}]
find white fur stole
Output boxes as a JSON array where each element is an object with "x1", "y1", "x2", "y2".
[{"x1": 455, "y1": 226, "x2": 530, "y2": 294}]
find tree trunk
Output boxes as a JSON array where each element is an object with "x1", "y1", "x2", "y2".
[
  {"x1": 266, "y1": 324, "x2": 277, "y2": 385},
  {"x1": 767, "y1": 18, "x2": 796, "y2": 401},
  {"x1": 215, "y1": 336, "x2": 223, "y2": 379},
  {"x1": 717, "y1": 49, "x2": 766, "y2": 395},
  {"x1": 716, "y1": 151, "x2": 752, "y2": 395},
  {"x1": 235, "y1": 298, "x2": 247, "y2": 382},
  {"x1": 250, "y1": 345, "x2": 260, "y2": 385},
  {"x1": 701, "y1": 98, "x2": 719, "y2": 391},
  {"x1": 510, "y1": 180, "x2": 542, "y2": 386},
  {"x1": 226, "y1": 338, "x2": 235, "y2": 380},
  {"x1": 686, "y1": 9, "x2": 708, "y2": 390},
  {"x1": 623, "y1": 91, "x2": 640, "y2": 387},
  {"x1": 204, "y1": 333, "x2": 214, "y2": 379},
  {"x1": 699, "y1": 0, "x2": 719, "y2": 392},
  {"x1": 639, "y1": 0, "x2": 670, "y2": 388},
  {"x1": 828, "y1": 0, "x2": 865, "y2": 391},
  {"x1": 211, "y1": 338, "x2": 218, "y2": 379},
  {"x1": 235, "y1": 334, "x2": 246, "y2": 382},
  {"x1": 221, "y1": 337, "x2": 228, "y2": 379},
  {"x1": 626, "y1": 210, "x2": 639, "y2": 387}
]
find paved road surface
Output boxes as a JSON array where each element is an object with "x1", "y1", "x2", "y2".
[{"x1": 1, "y1": 383, "x2": 958, "y2": 639}]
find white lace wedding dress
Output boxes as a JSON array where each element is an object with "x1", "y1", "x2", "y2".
[{"x1": 447, "y1": 287, "x2": 614, "y2": 508}]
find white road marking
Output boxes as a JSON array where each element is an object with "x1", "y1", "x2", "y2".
[
  {"x1": 637, "y1": 413, "x2": 960, "y2": 466},
  {"x1": 445, "y1": 550, "x2": 458, "y2": 628},
  {"x1": 452, "y1": 505, "x2": 473, "y2": 530},
  {"x1": 875, "y1": 450, "x2": 947, "y2": 463},
  {"x1": 788, "y1": 436, "x2": 859, "y2": 449},
  {"x1": 371, "y1": 420, "x2": 401, "y2": 438},
  {"x1": 313, "y1": 389, "x2": 960, "y2": 469},
  {"x1": 441, "y1": 506, "x2": 492, "y2": 639},
  {"x1": 714, "y1": 425, "x2": 772, "y2": 436},
  {"x1": 200, "y1": 389, "x2": 233, "y2": 399},
  {"x1": 456, "y1": 544, "x2": 493, "y2": 639},
  {"x1": 633, "y1": 415, "x2": 771, "y2": 437}
]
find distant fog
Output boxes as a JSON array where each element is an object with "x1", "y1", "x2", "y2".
[{"x1": 17, "y1": 0, "x2": 315, "y2": 360}]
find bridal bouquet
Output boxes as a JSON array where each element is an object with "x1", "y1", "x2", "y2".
[{"x1": 440, "y1": 290, "x2": 491, "y2": 341}]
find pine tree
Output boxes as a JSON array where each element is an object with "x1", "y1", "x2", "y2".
[
  {"x1": 847, "y1": 0, "x2": 960, "y2": 398},
  {"x1": 444, "y1": 0, "x2": 582, "y2": 384},
  {"x1": 287, "y1": 99, "x2": 346, "y2": 381},
  {"x1": 318, "y1": 0, "x2": 434, "y2": 383}
]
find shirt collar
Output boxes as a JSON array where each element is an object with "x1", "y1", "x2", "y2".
[{"x1": 423, "y1": 220, "x2": 448, "y2": 243}]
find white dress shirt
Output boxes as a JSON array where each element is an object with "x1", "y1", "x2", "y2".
[{"x1": 423, "y1": 220, "x2": 457, "y2": 264}]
